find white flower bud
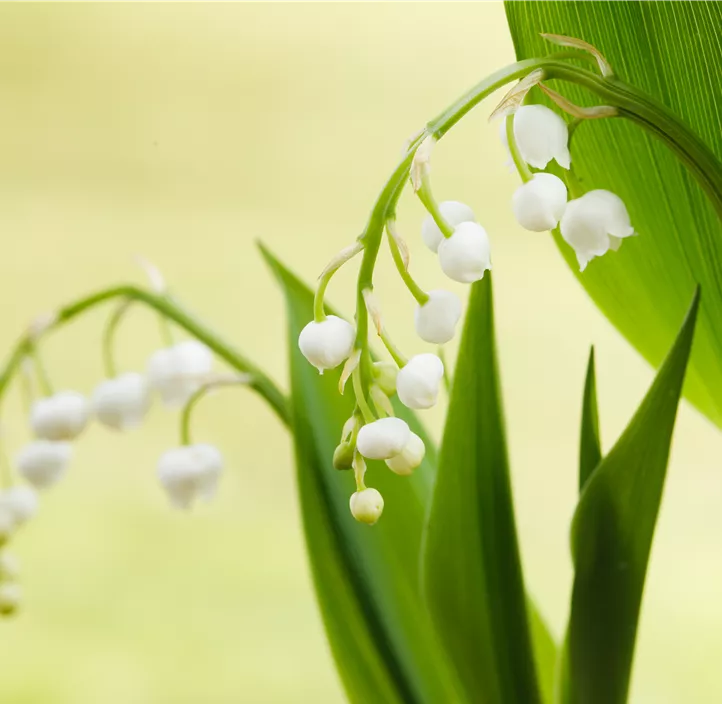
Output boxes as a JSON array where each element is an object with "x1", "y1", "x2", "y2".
[
  {"x1": 396, "y1": 354, "x2": 444, "y2": 410},
  {"x1": 356, "y1": 418, "x2": 410, "y2": 460},
  {"x1": 512, "y1": 173, "x2": 568, "y2": 232},
  {"x1": 385, "y1": 432, "x2": 425, "y2": 476},
  {"x1": 415, "y1": 290, "x2": 462, "y2": 344},
  {"x1": 30, "y1": 390, "x2": 89, "y2": 441},
  {"x1": 437, "y1": 222, "x2": 491, "y2": 284},
  {"x1": 0, "y1": 486, "x2": 38, "y2": 525},
  {"x1": 0, "y1": 553, "x2": 19, "y2": 581},
  {"x1": 157, "y1": 444, "x2": 223, "y2": 510},
  {"x1": 513, "y1": 104, "x2": 571, "y2": 170},
  {"x1": 147, "y1": 340, "x2": 213, "y2": 407},
  {"x1": 0, "y1": 582, "x2": 21, "y2": 615},
  {"x1": 349, "y1": 488, "x2": 384, "y2": 525},
  {"x1": 298, "y1": 315, "x2": 355, "y2": 374},
  {"x1": 560, "y1": 189, "x2": 635, "y2": 271},
  {"x1": 16, "y1": 441, "x2": 71, "y2": 490},
  {"x1": 421, "y1": 201, "x2": 476, "y2": 253},
  {"x1": 92, "y1": 372, "x2": 151, "y2": 431}
]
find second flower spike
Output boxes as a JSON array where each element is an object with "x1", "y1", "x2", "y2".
[
  {"x1": 92, "y1": 372, "x2": 151, "y2": 431},
  {"x1": 30, "y1": 391, "x2": 89, "y2": 441},
  {"x1": 147, "y1": 340, "x2": 214, "y2": 407}
]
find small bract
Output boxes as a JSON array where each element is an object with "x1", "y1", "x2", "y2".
[
  {"x1": 437, "y1": 222, "x2": 492, "y2": 284},
  {"x1": 513, "y1": 104, "x2": 571, "y2": 170},
  {"x1": 512, "y1": 173, "x2": 568, "y2": 232},
  {"x1": 356, "y1": 417, "x2": 410, "y2": 460},
  {"x1": 30, "y1": 391, "x2": 89, "y2": 441},
  {"x1": 298, "y1": 315, "x2": 355, "y2": 374},
  {"x1": 157, "y1": 443, "x2": 223, "y2": 510},
  {"x1": 415, "y1": 290, "x2": 462, "y2": 344},
  {"x1": 349, "y1": 488, "x2": 384, "y2": 525},
  {"x1": 93, "y1": 372, "x2": 151, "y2": 431},
  {"x1": 421, "y1": 201, "x2": 476, "y2": 253},
  {"x1": 385, "y1": 432, "x2": 425, "y2": 476},
  {"x1": 396, "y1": 354, "x2": 444, "y2": 410},
  {"x1": 560, "y1": 189, "x2": 635, "y2": 271},
  {"x1": 16, "y1": 441, "x2": 72, "y2": 490},
  {"x1": 147, "y1": 340, "x2": 214, "y2": 408}
]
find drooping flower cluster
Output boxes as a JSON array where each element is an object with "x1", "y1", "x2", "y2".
[
  {"x1": 506, "y1": 104, "x2": 635, "y2": 270},
  {"x1": 1, "y1": 316, "x2": 228, "y2": 612},
  {"x1": 298, "y1": 86, "x2": 639, "y2": 525}
]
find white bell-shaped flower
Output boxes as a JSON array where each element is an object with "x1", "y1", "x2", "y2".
[
  {"x1": 396, "y1": 354, "x2": 444, "y2": 410},
  {"x1": 512, "y1": 173, "x2": 568, "y2": 232},
  {"x1": 349, "y1": 488, "x2": 384, "y2": 525},
  {"x1": 356, "y1": 417, "x2": 410, "y2": 460},
  {"x1": 385, "y1": 432, "x2": 425, "y2": 476},
  {"x1": 0, "y1": 582, "x2": 21, "y2": 615},
  {"x1": 15, "y1": 441, "x2": 71, "y2": 490},
  {"x1": 437, "y1": 222, "x2": 491, "y2": 284},
  {"x1": 0, "y1": 486, "x2": 38, "y2": 526},
  {"x1": 415, "y1": 290, "x2": 462, "y2": 344},
  {"x1": 147, "y1": 340, "x2": 213, "y2": 407},
  {"x1": 513, "y1": 104, "x2": 571, "y2": 170},
  {"x1": 92, "y1": 372, "x2": 151, "y2": 431},
  {"x1": 298, "y1": 315, "x2": 355, "y2": 374},
  {"x1": 421, "y1": 201, "x2": 476, "y2": 253},
  {"x1": 30, "y1": 390, "x2": 89, "y2": 441},
  {"x1": 560, "y1": 189, "x2": 635, "y2": 271},
  {"x1": 157, "y1": 443, "x2": 223, "y2": 510}
]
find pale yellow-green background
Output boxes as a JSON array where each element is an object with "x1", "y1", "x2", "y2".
[{"x1": 0, "y1": 4, "x2": 719, "y2": 703}]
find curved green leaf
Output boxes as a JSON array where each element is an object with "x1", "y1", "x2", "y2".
[
  {"x1": 260, "y1": 245, "x2": 462, "y2": 704},
  {"x1": 505, "y1": 1, "x2": 722, "y2": 427},
  {"x1": 579, "y1": 347, "x2": 602, "y2": 491},
  {"x1": 561, "y1": 289, "x2": 700, "y2": 704},
  {"x1": 422, "y1": 275, "x2": 543, "y2": 704}
]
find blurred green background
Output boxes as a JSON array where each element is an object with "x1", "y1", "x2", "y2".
[{"x1": 0, "y1": 3, "x2": 719, "y2": 703}]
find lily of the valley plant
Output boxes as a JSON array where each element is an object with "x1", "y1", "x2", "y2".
[{"x1": 0, "y1": 22, "x2": 720, "y2": 704}]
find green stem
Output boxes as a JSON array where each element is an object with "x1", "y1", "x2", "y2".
[
  {"x1": 102, "y1": 299, "x2": 133, "y2": 379},
  {"x1": 0, "y1": 285, "x2": 289, "y2": 425},
  {"x1": 416, "y1": 176, "x2": 455, "y2": 239},
  {"x1": 180, "y1": 376, "x2": 250, "y2": 445},
  {"x1": 386, "y1": 226, "x2": 429, "y2": 305},
  {"x1": 313, "y1": 242, "x2": 364, "y2": 323},
  {"x1": 351, "y1": 366, "x2": 375, "y2": 424},
  {"x1": 29, "y1": 343, "x2": 53, "y2": 397},
  {"x1": 506, "y1": 113, "x2": 533, "y2": 183},
  {"x1": 379, "y1": 329, "x2": 407, "y2": 368}
]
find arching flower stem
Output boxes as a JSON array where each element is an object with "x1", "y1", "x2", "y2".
[
  {"x1": 180, "y1": 374, "x2": 252, "y2": 445},
  {"x1": 0, "y1": 285, "x2": 289, "y2": 426}
]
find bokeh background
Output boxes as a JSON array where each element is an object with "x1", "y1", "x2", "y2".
[{"x1": 0, "y1": 4, "x2": 719, "y2": 703}]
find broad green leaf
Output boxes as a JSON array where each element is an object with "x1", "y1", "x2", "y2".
[
  {"x1": 422, "y1": 275, "x2": 543, "y2": 704},
  {"x1": 505, "y1": 1, "x2": 722, "y2": 427},
  {"x1": 579, "y1": 347, "x2": 601, "y2": 491},
  {"x1": 260, "y1": 245, "x2": 463, "y2": 704},
  {"x1": 561, "y1": 289, "x2": 700, "y2": 704}
]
